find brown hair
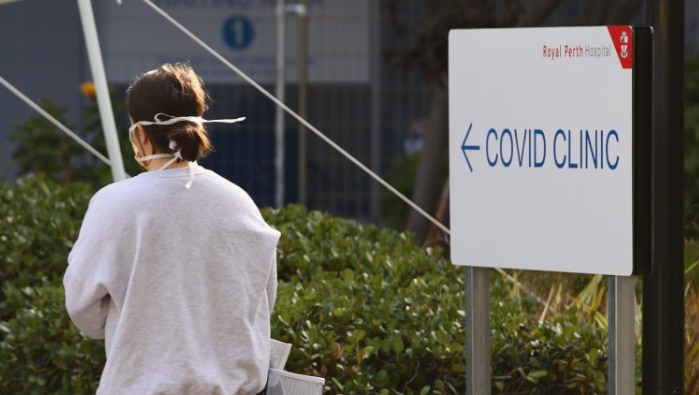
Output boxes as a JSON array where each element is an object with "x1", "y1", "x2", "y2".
[{"x1": 126, "y1": 63, "x2": 213, "y2": 161}]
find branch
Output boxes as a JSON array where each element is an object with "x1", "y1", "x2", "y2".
[
  {"x1": 581, "y1": 0, "x2": 643, "y2": 25},
  {"x1": 518, "y1": 0, "x2": 565, "y2": 27}
]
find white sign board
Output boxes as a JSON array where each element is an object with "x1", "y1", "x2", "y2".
[
  {"x1": 95, "y1": 0, "x2": 369, "y2": 84},
  {"x1": 449, "y1": 26, "x2": 637, "y2": 275}
]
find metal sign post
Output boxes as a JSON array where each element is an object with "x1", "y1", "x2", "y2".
[
  {"x1": 643, "y1": 0, "x2": 685, "y2": 393},
  {"x1": 608, "y1": 275, "x2": 637, "y2": 394},
  {"x1": 465, "y1": 266, "x2": 490, "y2": 395}
]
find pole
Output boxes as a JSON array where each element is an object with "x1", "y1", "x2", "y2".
[
  {"x1": 369, "y1": 0, "x2": 381, "y2": 221},
  {"x1": 466, "y1": 267, "x2": 490, "y2": 395},
  {"x1": 643, "y1": 0, "x2": 685, "y2": 393},
  {"x1": 275, "y1": 0, "x2": 286, "y2": 208},
  {"x1": 297, "y1": 0, "x2": 308, "y2": 206},
  {"x1": 76, "y1": 0, "x2": 126, "y2": 182},
  {"x1": 608, "y1": 276, "x2": 636, "y2": 395}
]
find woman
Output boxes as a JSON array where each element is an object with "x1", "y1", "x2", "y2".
[{"x1": 64, "y1": 63, "x2": 279, "y2": 395}]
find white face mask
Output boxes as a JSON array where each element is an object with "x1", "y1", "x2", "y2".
[{"x1": 129, "y1": 113, "x2": 246, "y2": 188}]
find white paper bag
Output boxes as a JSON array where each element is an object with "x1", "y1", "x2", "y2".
[
  {"x1": 266, "y1": 368, "x2": 325, "y2": 395},
  {"x1": 270, "y1": 339, "x2": 292, "y2": 370}
]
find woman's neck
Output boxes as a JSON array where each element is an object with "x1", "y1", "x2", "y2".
[{"x1": 144, "y1": 158, "x2": 190, "y2": 171}]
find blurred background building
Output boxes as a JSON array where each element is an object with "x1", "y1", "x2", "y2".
[{"x1": 0, "y1": 0, "x2": 697, "y2": 222}]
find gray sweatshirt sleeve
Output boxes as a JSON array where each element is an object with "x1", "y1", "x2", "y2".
[
  {"x1": 63, "y1": 196, "x2": 115, "y2": 339},
  {"x1": 267, "y1": 250, "x2": 278, "y2": 313}
]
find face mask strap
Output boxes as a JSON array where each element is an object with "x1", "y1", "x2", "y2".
[
  {"x1": 135, "y1": 153, "x2": 173, "y2": 163},
  {"x1": 128, "y1": 113, "x2": 246, "y2": 188},
  {"x1": 128, "y1": 113, "x2": 246, "y2": 134}
]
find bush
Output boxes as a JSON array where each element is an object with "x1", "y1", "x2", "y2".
[
  {"x1": 266, "y1": 205, "x2": 611, "y2": 394},
  {"x1": 0, "y1": 177, "x2": 612, "y2": 394},
  {"x1": 0, "y1": 175, "x2": 102, "y2": 394},
  {"x1": 0, "y1": 283, "x2": 104, "y2": 394},
  {"x1": 0, "y1": 175, "x2": 94, "y2": 321},
  {"x1": 10, "y1": 91, "x2": 140, "y2": 189},
  {"x1": 266, "y1": 205, "x2": 466, "y2": 393}
]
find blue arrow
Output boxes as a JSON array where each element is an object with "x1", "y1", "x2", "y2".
[{"x1": 461, "y1": 123, "x2": 480, "y2": 172}]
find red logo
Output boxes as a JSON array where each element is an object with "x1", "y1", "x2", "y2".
[{"x1": 607, "y1": 26, "x2": 633, "y2": 69}]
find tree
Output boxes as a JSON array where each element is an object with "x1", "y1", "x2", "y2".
[{"x1": 384, "y1": 0, "x2": 643, "y2": 244}]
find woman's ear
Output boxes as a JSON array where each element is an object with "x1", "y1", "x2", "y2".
[{"x1": 134, "y1": 125, "x2": 150, "y2": 145}]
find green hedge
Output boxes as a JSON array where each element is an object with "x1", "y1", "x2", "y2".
[
  {"x1": 0, "y1": 175, "x2": 103, "y2": 394},
  {"x1": 0, "y1": 175, "x2": 611, "y2": 394}
]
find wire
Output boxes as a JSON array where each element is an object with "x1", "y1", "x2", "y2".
[
  {"x1": 0, "y1": 74, "x2": 112, "y2": 166},
  {"x1": 1, "y1": 1, "x2": 534, "y2": 303},
  {"x1": 135, "y1": 2, "x2": 541, "y2": 303},
  {"x1": 136, "y1": 0, "x2": 451, "y2": 236}
]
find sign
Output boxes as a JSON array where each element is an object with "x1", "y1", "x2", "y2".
[
  {"x1": 95, "y1": 0, "x2": 369, "y2": 84},
  {"x1": 448, "y1": 26, "x2": 651, "y2": 276}
]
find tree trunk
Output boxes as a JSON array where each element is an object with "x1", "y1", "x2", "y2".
[
  {"x1": 401, "y1": 0, "x2": 643, "y2": 244},
  {"x1": 406, "y1": 83, "x2": 448, "y2": 242},
  {"x1": 424, "y1": 177, "x2": 450, "y2": 253}
]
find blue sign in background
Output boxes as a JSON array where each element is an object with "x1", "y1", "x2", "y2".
[{"x1": 222, "y1": 15, "x2": 255, "y2": 50}]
